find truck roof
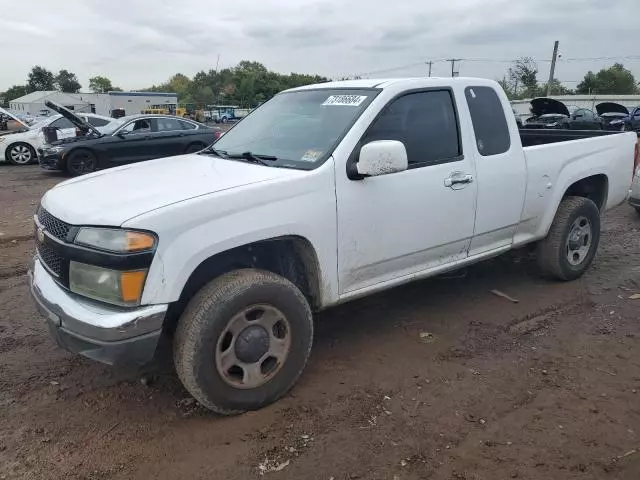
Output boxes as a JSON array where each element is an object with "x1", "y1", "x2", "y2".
[{"x1": 285, "y1": 77, "x2": 490, "y2": 92}]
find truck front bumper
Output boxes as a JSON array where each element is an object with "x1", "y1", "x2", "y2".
[{"x1": 29, "y1": 258, "x2": 168, "y2": 366}]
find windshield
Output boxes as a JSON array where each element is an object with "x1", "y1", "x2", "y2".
[
  {"x1": 210, "y1": 88, "x2": 379, "y2": 169},
  {"x1": 31, "y1": 116, "x2": 59, "y2": 131}
]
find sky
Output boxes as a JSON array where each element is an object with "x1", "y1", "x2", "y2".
[{"x1": 1, "y1": 0, "x2": 639, "y2": 92}]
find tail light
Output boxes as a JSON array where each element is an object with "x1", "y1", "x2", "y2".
[
  {"x1": 634, "y1": 141, "x2": 639, "y2": 177},
  {"x1": 214, "y1": 130, "x2": 222, "y2": 140}
]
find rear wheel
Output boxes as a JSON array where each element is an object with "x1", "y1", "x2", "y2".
[
  {"x1": 536, "y1": 196, "x2": 601, "y2": 281},
  {"x1": 174, "y1": 269, "x2": 313, "y2": 415},
  {"x1": 65, "y1": 149, "x2": 97, "y2": 176},
  {"x1": 6, "y1": 143, "x2": 36, "y2": 165},
  {"x1": 184, "y1": 142, "x2": 206, "y2": 154}
]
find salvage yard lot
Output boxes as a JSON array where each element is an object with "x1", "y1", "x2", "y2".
[{"x1": 1, "y1": 164, "x2": 640, "y2": 480}]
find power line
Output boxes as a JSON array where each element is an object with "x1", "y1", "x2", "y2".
[{"x1": 350, "y1": 54, "x2": 640, "y2": 79}]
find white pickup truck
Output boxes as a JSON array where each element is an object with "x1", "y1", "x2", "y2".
[{"x1": 29, "y1": 78, "x2": 638, "y2": 414}]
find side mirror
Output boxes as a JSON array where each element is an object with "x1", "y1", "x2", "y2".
[
  {"x1": 353, "y1": 140, "x2": 408, "y2": 178},
  {"x1": 116, "y1": 130, "x2": 129, "y2": 138}
]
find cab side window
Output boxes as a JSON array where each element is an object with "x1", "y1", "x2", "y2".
[
  {"x1": 465, "y1": 86, "x2": 511, "y2": 156},
  {"x1": 362, "y1": 90, "x2": 461, "y2": 167}
]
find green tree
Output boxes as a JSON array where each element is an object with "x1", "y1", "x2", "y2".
[
  {"x1": 89, "y1": 75, "x2": 115, "y2": 93},
  {"x1": 1, "y1": 85, "x2": 29, "y2": 106},
  {"x1": 576, "y1": 64, "x2": 637, "y2": 94},
  {"x1": 143, "y1": 61, "x2": 329, "y2": 108},
  {"x1": 55, "y1": 69, "x2": 81, "y2": 93},
  {"x1": 508, "y1": 57, "x2": 538, "y2": 98},
  {"x1": 540, "y1": 79, "x2": 574, "y2": 96},
  {"x1": 27, "y1": 66, "x2": 55, "y2": 91}
]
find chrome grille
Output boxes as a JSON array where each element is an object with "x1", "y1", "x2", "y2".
[
  {"x1": 37, "y1": 208, "x2": 70, "y2": 241},
  {"x1": 37, "y1": 243, "x2": 63, "y2": 277}
]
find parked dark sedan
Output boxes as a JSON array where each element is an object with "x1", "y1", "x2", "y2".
[
  {"x1": 524, "y1": 98, "x2": 603, "y2": 130},
  {"x1": 596, "y1": 102, "x2": 629, "y2": 131},
  {"x1": 39, "y1": 100, "x2": 221, "y2": 176}
]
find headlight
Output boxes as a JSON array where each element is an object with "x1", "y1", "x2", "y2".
[
  {"x1": 74, "y1": 228, "x2": 156, "y2": 253},
  {"x1": 70, "y1": 261, "x2": 147, "y2": 306},
  {"x1": 44, "y1": 146, "x2": 66, "y2": 153}
]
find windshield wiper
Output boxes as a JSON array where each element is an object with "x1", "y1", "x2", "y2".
[
  {"x1": 226, "y1": 151, "x2": 278, "y2": 166},
  {"x1": 200, "y1": 147, "x2": 229, "y2": 158}
]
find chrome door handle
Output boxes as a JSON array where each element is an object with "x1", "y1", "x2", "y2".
[{"x1": 444, "y1": 172, "x2": 474, "y2": 188}]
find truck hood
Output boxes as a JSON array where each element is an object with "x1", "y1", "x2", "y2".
[
  {"x1": 41, "y1": 154, "x2": 304, "y2": 226},
  {"x1": 530, "y1": 98, "x2": 570, "y2": 117},
  {"x1": 44, "y1": 100, "x2": 102, "y2": 137},
  {"x1": 595, "y1": 102, "x2": 629, "y2": 116}
]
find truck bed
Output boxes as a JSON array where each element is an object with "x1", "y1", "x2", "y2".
[{"x1": 519, "y1": 129, "x2": 629, "y2": 147}]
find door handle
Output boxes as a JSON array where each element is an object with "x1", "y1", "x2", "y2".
[{"x1": 444, "y1": 172, "x2": 474, "y2": 188}]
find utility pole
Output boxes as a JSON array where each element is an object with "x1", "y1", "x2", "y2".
[
  {"x1": 446, "y1": 59, "x2": 461, "y2": 77},
  {"x1": 426, "y1": 61, "x2": 433, "y2": 77},
  {"x1": 215, "y1": 54, "x2": 221, "y2": 73},
  {"x1": 546, "y1": 41, "x2": 559, "y2": 96}
]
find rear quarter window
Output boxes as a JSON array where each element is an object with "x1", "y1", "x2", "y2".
[{"x1": 465, "y1": 86, "x2": 511, "y2": 156}]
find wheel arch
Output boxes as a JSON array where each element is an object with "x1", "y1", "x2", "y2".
[
  {"x1": 562, "y1": 173, "x2": 608, "y2": 212},
  {"x1": 4, "y1": 141, "x2": 37, "y2": 163},
  {"x1": 164, "y1": 235, "x2": 323, "y2": 332}
]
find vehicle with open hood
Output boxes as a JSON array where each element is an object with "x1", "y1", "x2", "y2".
[
  {"x1": 0, "y1": 106, "x2": 112, "y2": 165},
  {"x1": 596, "y1": 102, "x2": 629, "y2": 131},
  {"x1": 29, "y1": 78, "x2": 637, "y2": 415},
  {"x1": 524, "y1": 98, "x2": 603, "y2": 130},
  {"x1": 39, "y1": 100, "x2": 221, "y2": 176}
]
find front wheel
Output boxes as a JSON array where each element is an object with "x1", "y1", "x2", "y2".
[
  {"x1": 536, "y1": 196, "x2": 601, "y2": 281},
  {"x1": 174, "y1": 269, "x2": 313, "y2": 415},
  {"x1": 65, "y1": 149, "x2": 97, "y2": 176}
]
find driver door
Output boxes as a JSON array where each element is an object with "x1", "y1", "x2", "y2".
[
  {"x1": 335, "y1": 89, "x2": 477, "y2": 294},
  {"x1": 109, "y1": 118, "x2": 153, "y2": 164}
]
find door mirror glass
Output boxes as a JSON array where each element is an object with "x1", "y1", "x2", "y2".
[
  {"x1": 357, "y1": 140, "x2": 408, "y2": 177},
  {"x1": 116, "y1": 129, "x2": 129, "y2": 138}
]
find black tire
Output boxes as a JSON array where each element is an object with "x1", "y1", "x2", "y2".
[
  {"x1": 6, "y1": 142, "x2": 36, "y2": 165},
  {"x1": 536, "y1": 196, "x2": 601, "y2": 281},
  {"x1": 174, "y1": 269, "x2": 313, "y2": 415},
  {"x1": 184, "y1": 142, "x2": 206, "y2": 154},
  {"x1": 65, "y1": 149, "x2": 97, "y2": 176}
]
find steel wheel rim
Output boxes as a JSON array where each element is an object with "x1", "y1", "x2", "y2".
[
  {"x1": 215, "y1": 304, "x2": 291, "y2": 389},
  {"x1": 10, "y1": 145, "x2": 32, "y2": 164},
  {"x1": 69, "y1": 154, "x2": 95, "y2": 174},
  {"x1": 566, "y1": 215, "x2": 592, "y2": 266}
]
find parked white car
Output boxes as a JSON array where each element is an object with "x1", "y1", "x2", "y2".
[
  {"x1": 30, "y1": 77, "x2": 637, "y2": 414},
  {"x1": 0, "y1": 108, "x2": 112, "y2": 165}
]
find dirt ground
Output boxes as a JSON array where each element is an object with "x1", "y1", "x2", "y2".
[{"x1": 1, "y1": 164, "x2": 640, "y2": 480}]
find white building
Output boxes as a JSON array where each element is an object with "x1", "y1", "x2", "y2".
[
  {"x1": 512, "y1": 95, "x2": 640, "y2": 116},
  {"x1": 9, "y1": 91, "x2": 91, "y2": 115},
  {"x1": 8, "y1": 91, "x2": 178, "y2": 117}
]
